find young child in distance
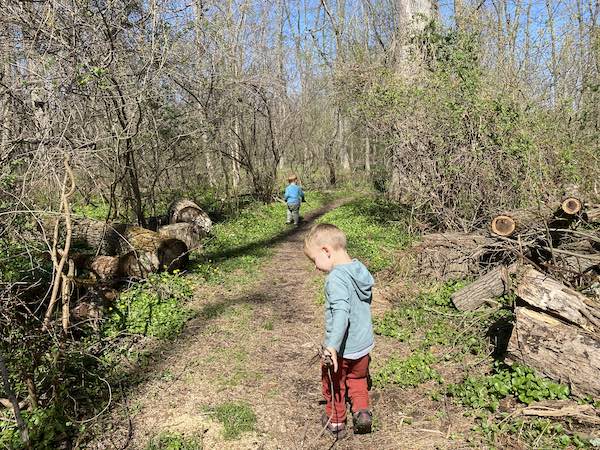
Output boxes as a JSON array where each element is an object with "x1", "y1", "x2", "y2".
[
  {"x1": 304, "y1": 223, "x2": 374, "y2": 436},
  {"x1": 284, "y1": 174, "x2": 305, "y2": 226}
]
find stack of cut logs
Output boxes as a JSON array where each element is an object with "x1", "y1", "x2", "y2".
[
  {"x1": 416, "y1": 189, "x2": 600, "y2": 398},
  {"x1": 42, "y1": 199, "x2": 212, "y2": 282}
]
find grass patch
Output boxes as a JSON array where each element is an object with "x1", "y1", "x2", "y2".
[
  {"x1": 315, "y1": 196, "x2": 412, "y2": 272},
  {"x1": 192, "y1": 191, "x2": 335, "y2": 284},
  {"x1": 206, "y1": 401, "x2": 257, "y2": 440},
  {"x1": 104, "y1": 272, "x2": 195, "y2": 339},
  {"x1": 146, "y1": 432, "x2": 202, "y2": 450}
]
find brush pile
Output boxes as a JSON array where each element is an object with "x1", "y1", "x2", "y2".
[{"x1": 415, "y1": 188, "x2": 600, "y2": 398}]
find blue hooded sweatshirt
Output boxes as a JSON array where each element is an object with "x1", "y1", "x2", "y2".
[
  {"x1": 284, "y1": 183, "x2": 304, "y2": 205},
  {"x1": 324, "y1": 259, "x2": 374, "y2": 358}
]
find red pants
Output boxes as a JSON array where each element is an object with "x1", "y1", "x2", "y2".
[{"x1": 321, "y1": 354, "x2": 370, "y2": 423}]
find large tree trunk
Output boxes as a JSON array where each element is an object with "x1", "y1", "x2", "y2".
[
  {"x1": 69, "y1": 237, "x2": 188, "y2": 280},
  {"x1": 507, "y1": 307, "x2": 600, "y2": 398},
  {"x1": 42, "y1": 217, "x2": 189, "y2": 274},
  {"x1": 515, "y1": 266, "x2": 600, "y2": 331},
  {"x1": 394, "y1": 0, "x2": 434, "y2": 72},
  {"x1": 158, "y1": 223, "x2": 203, "y2": 251}
]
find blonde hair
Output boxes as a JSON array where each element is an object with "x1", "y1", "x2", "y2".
[
  {"x1": 287, "y1": 174, "x2": 298, "y2": 183},
  {"x1": 304, "y1": 223, "x2": 347, "y2": 250}
]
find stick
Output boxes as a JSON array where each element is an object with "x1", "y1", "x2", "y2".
[
  {"x1": 0, "y1": 350, "x2": 30, "y2": 448},
  {"x1": 43, "y1": 158, "x2": 76, "y2": 330}
]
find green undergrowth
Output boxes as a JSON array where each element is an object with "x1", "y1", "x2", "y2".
[
  {"x1": 474, "y1": 417, "x2": 590, "y2": 449},
  {"x1": 205, "y1": 401, "x2": 257, "y2": 440},
  {"x1": 448, "y1": 363, "x2": 570, "y2": 411},
  {"x1": 374, "y1": 280, "x2": 502, "y2": 355},
  {"x1": 315, "y1": 196, "x2": 412, "y2": 272},
  {"x1": 192, "y1": 191, "x2": 336, "y2": 284},
  {"x1": 373, "y1": 350, "x2": 442, "y2": 388},
  {"x1": 104, "y1": 271, "x2": 196, "y2": 339},
  {"x1": 146, "y1": 432, "x2": 203, "y2": 450},
  {"x1": 449, "y1": 363, "x2": 596, "y2": 448}
]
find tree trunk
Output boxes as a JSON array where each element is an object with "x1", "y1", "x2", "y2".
[
  {"x1": 507, "y1": 307, "x2": 600, "y2": 398},
  {"x1": 451, "y1": 264, "x2": 516, "y2": 311},
  {"x1": 167, "y1": 198, "x2": 212, "y2": 234},
  {"x1": 69, "y1": 237, "x2": 188, "y2": 280},
  {"x1": 515, "y1": 266, "x2": 600, "y2": 331},
  {"x1": 41, "y1": 217, "x2": 189, "y2": 260},
  {"x1": 365, "y1": 135, "x2": 371, "y2": 174},
  {"x1": 158, "y1": 223, "x2": 204, "y2": 250}
]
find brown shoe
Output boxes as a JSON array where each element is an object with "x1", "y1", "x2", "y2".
[{"x1": 353, "y1": 409, "x2": 372, "y2": 434}]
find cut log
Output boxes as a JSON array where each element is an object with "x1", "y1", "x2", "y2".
[
  {"x1": 451, "y1": 264, "x2": 517, "y2": 311},
  {"x1": 68, "y1": 238, "x2": 188, "y2": 280},
  {"x1": 42, "y1": 216, "x2": 187, "y2": 259},
  {"x1": 167, "y1": 198, "x2": 212, "y2": 235},
  {"x1": 489, "y1": 203, "x2": 578, "y2": 238},
  {"x1": 515, "y1": 266, "x2": 600, "y2": 331},
  {"x1": 158, "y1": 223, "x2": 203, "y2": 250},
  {"x1": 415, "y1": 233, "x2": 499, "y2": 281},
  {"x1": 507, "y1": 307, "x2": 600, "y2": 398},
  {"x1": 561, "y1": 184, "x2": 583, "y2": 215}
]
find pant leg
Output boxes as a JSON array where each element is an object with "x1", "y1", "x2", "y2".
[
  {"x1": 321, "y1": 357, "x2": 349, "y2": 423},
  {"x1": 288, "y1": 202, "x2": 300, "y2": 225},
  {"x1": 286, "y1": 206, "x2": 292, "y2": 223},
  {"x1": 345, "y1": 354, "x2": 370, "y2": 412}
]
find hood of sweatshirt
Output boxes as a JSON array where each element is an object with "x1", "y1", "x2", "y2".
[{"x1": 332, "y1": 259, "x2": 374, "y2": 302}]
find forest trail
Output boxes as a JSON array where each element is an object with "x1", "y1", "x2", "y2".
[{"x1": 98, "y1": 201, "x2": 459, "y2": 450}]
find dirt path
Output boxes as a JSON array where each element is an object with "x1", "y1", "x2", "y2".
[{"x1": 98, "y1": 202, "x2": 465, "y2": 450}]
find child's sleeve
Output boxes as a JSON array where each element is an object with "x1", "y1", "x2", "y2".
[
  {"x1": 283, "y1": 185, "x2": 289, "y2": 201},
  {"x1": 324, "y1": 277, "x2": 350, "y2": 352}
]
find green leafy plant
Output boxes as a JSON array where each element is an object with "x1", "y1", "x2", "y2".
[
  {"x1": 448, "y1": 363, "x2": 570, "y2": 412},
  {"x1": 373, "y1": 350, "x2": 442, "y2": 388},
  {"x1": 476, "y1": 417, "x2": 589, "y2": 449}
]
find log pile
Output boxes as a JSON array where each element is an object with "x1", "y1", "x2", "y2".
[
  {"x1": 416, "y1": 190, "x2": 600, "y2": 398},
  {"x1": 41, "y1": 198, "x2": 211, "y2": 282}
]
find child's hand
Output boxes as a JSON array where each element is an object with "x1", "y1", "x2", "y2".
[{"x1": 322, "y1": 346, "x2": 338, "y2": 373}]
